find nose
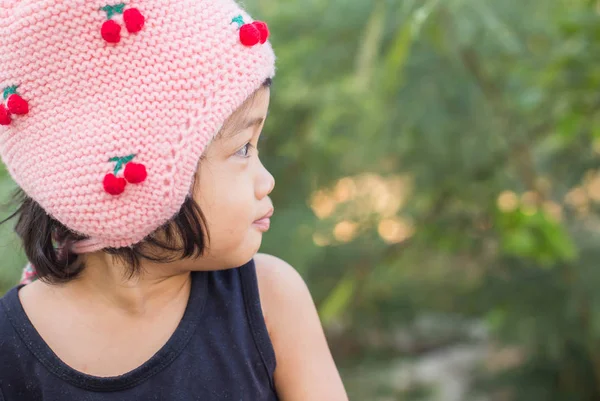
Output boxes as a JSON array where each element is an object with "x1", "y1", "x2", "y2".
[{"x1": 255, "y1": 159, "x2": 275, "y2": 199}]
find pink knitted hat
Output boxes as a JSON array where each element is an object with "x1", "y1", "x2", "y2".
[{"x1": 0, "y1": 0, "x2": 276, "y2": 253}]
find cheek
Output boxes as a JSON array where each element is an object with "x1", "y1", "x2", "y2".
[{"x1": 194, "y1": 163, "x2": 254, "y2": 236}]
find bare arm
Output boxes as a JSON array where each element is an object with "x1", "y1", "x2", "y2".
[{"x1": 254, "y1": 253, "x2": 349, "y2": 401}]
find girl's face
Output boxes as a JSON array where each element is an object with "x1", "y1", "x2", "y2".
[{"x1": 192, "y1": 86, "x2": 274, "y2": 270}]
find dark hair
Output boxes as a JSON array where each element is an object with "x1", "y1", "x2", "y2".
[
  {"x1": 1, "y1": 185, "x2": 207, "y2": 284},
  {"x1": 0, "y1": 78, "x2": 273, "y2": 284}
]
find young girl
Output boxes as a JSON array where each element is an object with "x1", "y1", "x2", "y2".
[{"x1": 0, "y1": 0, "x2": 348, "y2": 400}]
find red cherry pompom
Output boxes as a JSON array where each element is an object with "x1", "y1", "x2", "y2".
[
  {"x1": 124, "y1": 162, "x2": 147, "y2": 184},
  {"x1": 6, "y1": 94, "x2": 28, "y2": 115},
  {"x1": 123, "y1": 8, "x2": 145, "y2": 33},
  {"x1": 101, "y1": 20, "x2": 121, "y2": 43},
  {"x1": 252, "y1": 21, "x2": 269, "y2": 44},
  {"x1": 239, "y1": 24, "x2": 261, "y2": 47},
  {"x1": 0, "y1": 105, "x2": 11, "y2": 126},
  {"x1": 103, "y1": 173, "x2": 127, "y2": 195}
]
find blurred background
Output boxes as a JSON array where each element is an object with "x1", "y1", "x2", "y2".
[{"x1": 2, "y1": 0, "x2": 600, "y2": 399}]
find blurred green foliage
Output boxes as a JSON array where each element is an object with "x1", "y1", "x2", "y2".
[{"x1": 3, "y1": 0, "x2": 600, "y2": 399}]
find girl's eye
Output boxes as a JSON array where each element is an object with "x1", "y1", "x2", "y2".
[{"x1": 235, "y1": 142, "x2": 253, "y2": 158}]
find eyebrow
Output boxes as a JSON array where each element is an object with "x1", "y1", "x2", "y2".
[
  {"x1": 218, "y1": 112, "x2": 268, "y2": 140},
  {"x1": 242, "y1": 116, "x2": 264, "y2": 131}
]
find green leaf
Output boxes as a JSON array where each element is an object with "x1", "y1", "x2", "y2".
[
  {"x1": 114, "y1": 3, "x2": 126, "y2": 14},
  {"x1": 502, "y1": 228, "x2": 536, "y2": 257},
  {"x1": 471, "y1": 1, "x2": 522, "y2": 52},
  {"x1": 557, "y1": 112, "x2": 583, "y2": 139},
  {"x1": 100, "y1": 3, "x2": 126, "y2": 20},
  {"x1": 383, "y1": 20, "x2": 414, "y2": 94},
  {"x1": 319, "y1": 274, "x2": 357, "y2": 324},
  {"x1": 2, "y1": 85, "x2": 18, "y2": 101},
  {"x1": 353, "y1": 3, "x2": 386, "y2": 91},
  {"x1": 231, "y1": 15, "x2": 245, "y2": 27},
  {"x1": 113, "y1": 161, "x2": 123, "y2": 176}
]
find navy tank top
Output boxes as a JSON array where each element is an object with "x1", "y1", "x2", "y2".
[{"x1": 0, "y1": 259, "x2": 279, "y2": 400}]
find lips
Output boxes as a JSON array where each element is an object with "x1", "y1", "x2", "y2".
[
  {"x1": 257, "y1": 208, "x2": 274, "y2": 221},
  {"x1": 253, "y1": 208, "x2": 274, "y2": 232}
]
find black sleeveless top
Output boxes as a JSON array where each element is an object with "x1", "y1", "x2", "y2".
[{"x1": 0, "y1": 260, "x2": 279, "y2": 400}]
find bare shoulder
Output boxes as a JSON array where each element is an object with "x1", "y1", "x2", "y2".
[
  {"x1": 254, "y1": 253, "x2": 308, "y2": 299},
  {"x1": 253, "y1": 253, "x2": 348, "y2": 400},
  {"x1": 254, "y1": 253, "x2": 303, "y2": 281},
  {"x1": 253, "y1": 253, "x2": 310, "y2": 331}
]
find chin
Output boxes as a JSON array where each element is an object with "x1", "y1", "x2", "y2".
[
  {"x1": 218, "y1": 233, "x2": 264, "y2": 269},
  {"x1": 240, "y1": 235, "x2": 263, "y2": 264},
  {"x1": 195, "y1": 228, "x2": 265, "y2": 270}
]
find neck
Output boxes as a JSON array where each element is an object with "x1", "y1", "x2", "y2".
[{"x1": 61, "y1": 252, "x2": 193, "y2": 317}]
